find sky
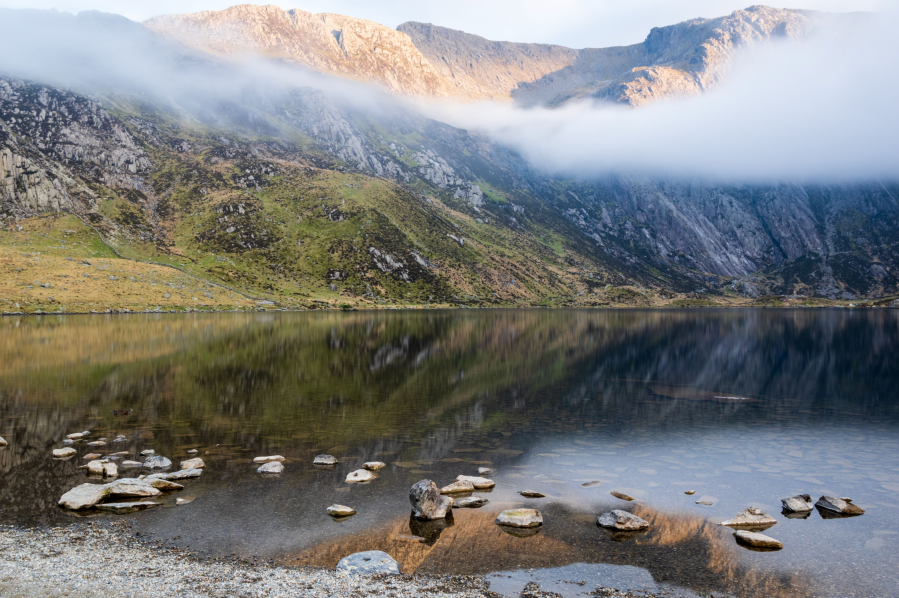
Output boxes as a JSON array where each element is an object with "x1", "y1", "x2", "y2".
[{"x1": 0, "y1": 0, "x2": 892, "y2": 47}]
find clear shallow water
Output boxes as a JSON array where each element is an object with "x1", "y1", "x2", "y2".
[{"x1": 0, "y1": 309, "x2": 897, "y2": 597}]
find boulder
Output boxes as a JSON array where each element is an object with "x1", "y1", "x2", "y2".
[
  {"x1": 53, "y1": 448, "x2": 76, "y2": 459},
  {"x1": 97, "y1": 502, "x2": 159, "y2": 514},
  {"x1": 59, "y1": 483, "x2": 111, "y2": 510},
  {"x1": 519, "y1": 490, "x2": 545, "y2": 498},
  {"x1": 781, "y1": 494, "x2": 813, "y2": 513},
  {"x1": 313, "y1": 454, "x2": 338, "y2": 466},
  {"x1": 478, "y1": 467, "x2": 495, "y2": 475},
  {"x1": 597, "y1": 510, "x2": 649, "y2": 531},
  {"x1": 180, "y1": 457, "x2": 205, "y2": 469},
  {"x1": 410, "y1": 479, "x2": 454, "y2": 520},
  {"x1": 610, "y1": 491, "x2": 635, "y2": 501},
  {"x1": 454, "y1": 475, "x2": 495, "y2": 489},
  {"x1": 335, "y1": 551, "x2": 400, "y2": 575},
  {"x1": 816, "y1": 496, "x2": 865, "y2": 516},
  {"x1": 454, "y1": 497, "x2": 489, "y2": 508},
  {"x1": 253, "y1": 455, "x2": 285, "y2": 464},
  {"x1": 440, "y1": 480, "x2": 474, "y2": 494},
  {"x1": 258, "y1": 461, "x2": 284, "y2": 474},
  {"x1": 363, "y1": 461, "x2": 386, "y2": 471},
  {"x1": 495, "y1": 509, "x2": 543, "y2": 528},
  {"x1": 109, "y1": 479, "x2": 162, "y2": 498},
  {"x1": 0, "y1": 436, "x2": 6, "y2": 447},
  {"x1": 734, "y1": 530, "x2": 783, "y2": 550},
  {"x1": 720, "y1": 507, "x2": 777, "y2": 528},
  {"x1": 346, "y1": 469, "x2": 375, "y2": 483},
  {"x1": 327, "y1": 504, "x2": 357, "y2": 517},
  {"x1": 142, "y1": 455, "x2": 172, "y2": 469}
]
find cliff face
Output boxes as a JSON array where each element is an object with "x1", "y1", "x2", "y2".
[{"x1": 145, "y1": 4, "x2": 450, "y2": 98}]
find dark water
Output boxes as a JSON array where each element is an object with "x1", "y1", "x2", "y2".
[{"x1": 1, "y1": 309, "x2": 898, "y2": 597}]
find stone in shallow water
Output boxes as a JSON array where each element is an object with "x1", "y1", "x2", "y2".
[
  {"x1": 187, "y1": 449, "x2": 198, "y2": 455},
  {"x1": 86, "y1": 441, "x2": 106, "y2": 448},
  {"x1": 685, "y1": 490, "x2": 696, "y2": 495},
  {"x1": 59, "y1": 483, "x2": 111, "y2": 510},
  {"x1": 734, "y1": 530, "x2": 783, "y2": 550},
  {"x1": 83, "y1": 453, "x2": 102, "y2": 461},
  {"x1": 97, "y1": 501, "x2": 159, "y2": 513},
  {"x1": 253, "y1": 455, "x2": 284, "y2": 464},
  {"x1": 610, "y1": 491, "x2": 635, "y2": 501},
  {"x1": 346, "y1": 469, "x2": 375, "y2": 483},
  {"x1": 363, "y1": 461, "x2": 386, "y2": 471},
  {"x1": 139, "y1": 449, "x2": 155, "y2": 457},
  {"x1": 454, "y1": 496, "x2": 489, "y2": 508},
  {"x1": 478, "y1": 467, "x2": 495, "y2": 475},
  {"x1": 66, "y1": 433, "x2": 84, "y2": 440},
  {"x1": 53, "y1": 448, "x2": 76, "y2": 459},
  {"x1": 180, "y1": 458, "x2": 205, "y2": 470},
  {"x1": 410, "y1": 479, "x2": 453, "y2": 520},
  {"x1": 258, "y1": 461, "x2": 284, "y2": 474},
  {"x1": 816, "y1": 496, "x2": 865, "y2": 516},
  {"x1": 0, "y1": 437, "x2": 6, "y2": 447},
  {"x1": 496, "y1": 509, "x2": 543, "y2": 528},
  {"x1": 440, "y1": 480, "x2": 474, "y2": 494},
  {"x1": 62, "y1": 439, "x2": 74, "y2": 446},
  {"x1": 176, "y1": 497, "x2": 194, "y2": 506},
  {"x1": 596, "y1": 510, "x2": 649, "y2": 531},
  {"x1": 148, "y1": 468, "x2": 202, "y2": 481},
  {"x1": 519, "y1": 490, "x2": 545, "y2": 498},
  {"x1": 313, "y1": 454, "x2": 338, "y2": 466},
  {"x1": 109, "y1": 479, "x2": 162, "y2": 498},
  {"x1": 720, "y1": 507, "x2": 777, "y2": 529},
  {"x1": 121, "y1": 460, "x2": 143, "y2": 468},
  {"x1": 327, "y1": 504, "x2": 356, "y2": 517},
  {"x1": 781, "y1": 494, "x2": 813, "y2": 513},
  {"x1": 582, "y1": 480, "x2": 601, "y2": 487},
  {"x1": 147, "y1": 478, "x2": 183, "y2": 491},
  {"x1": 142, "y1": 455, "x2": 172, "y2": 469},
  {"x1": 455, "y1": 475, "x2": 495, "y2": 489},
  {"x1": 335, "y1": 551, "x2": 400, "y2": 575}
]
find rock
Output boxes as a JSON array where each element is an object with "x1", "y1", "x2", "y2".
[
  {"x1": 139, "y1": 449, "x2": 155, "y2": 457},
  {"x1": 97, "y1": 501, "x2": 159, "y2": 513},
  {"x1": 110, "y1": 452, "x2": 129, "y2": 457},
  {"x1": 80, "y1": 431, "x2": 90, "y2": 436},
  {"x1": 454, "y1": 496, "x2": 489, "y2": 508},
  {"x1": 0, "y1": 436, "x2": 6, "y2": 447},
  {"x1": 253, "y1": 455, "x2": 285, "y2": 464},
  {"x1": 335, "y1": 551, "x2": 400, "y2": 575},
  {"x1": 685, "y1": 490, "x2": 696, "y2": 495},
  {"x1": 363, "y1": 461, "x2": 386, "y2": 471},
  {"x1": 597, "y1": 510, "x2": 650, "y2": 531},
  {"x1": 519, "y1": 490, "x2": 545, "y2": 498},
  {"x1": 781, "y1": 494, "x2": 813, "y2": 513},
  {"x1": 478, "y1": 467, "x2": 495, "y2": 475},
  {"x1": 734, "y1": 530, "x2": 783, "y2": 550},
  {"x1": 720, "y1": 507, "x2": 777, "y2": 528},
  {"x1": 187, "y1": 449, "x2": 198, "y2": 455},
  {"x1": 53, "y1": 448, "x2": 76, "y2": 458},
  {"x1": 176, "y1": 497, "x2": 194, "y2": 505},
  {"x1": 346, "y1": 469, "x2": 375, "y2": 483},
  {"x1": 327, "y1": 504, "x2": 357, "y2": 517},
  {"x1": 66, "y1": 433, "x2": 84, "y2": 440},
  {"x1": 86, "y1": 460, "x2": 106, "y2": 475},
  {"x1": 86, "y1": 441, "x2": 106, "y2": 447},
  {"x1": 83, "y1": 453, "x2": 102, "y2": 460},
  {"x1": 120, "y1": 460, "x2": 143, "y2": 468},
  {"x1": 147, "y1": 478, "x2": 183, "y2": 491},
  {"x1": 142, "y1": 455, "x2": 172, "y2": 469},
  {"x1": 180, "y1": 457, "x2": 205, "y2": 469},
  {"x1": 62, "y1": 439, "x2": 74, "y2": 446},
  {"x1": 454, "y1": 475, "x2": 495, "y2": 489},
  {"x1": 313, "y1": 454, "x2": 338, "y2": 465},
  {"x1": 109, "y1": 479, "x2": 162, "y2": 498},
  {"x1": 410, "y1": 479, "x2": 454, "y2": 520},
  {"x1": 696, "y1": 500, "x2": 714, "y2": 506},
  {"x1": 103, "y1": 462, "x2": 118, "y2": 477},
  {"x1": 582, "y1": 480, "x2": 601, "y2": 487},
  {"x1": 258, "y1": 461, "x2": 284, "y2": 474},
  {"x1": 816, "y1": 496, "x2": 865, "y2": 516},
  {"x1": 610, "y1": 491, "x2": 635, "y2": 501},
  {"x1": 440, "y1": 480, "x2": 474, "y2": 494},
  {"x1": 59, "y1": 483, "x2": 111, "y2": 510},
  {"x1": 495, "y1": 509, "x2": 543, "y2": 528},
  {"x1": 149, "y1": 468, "x2": 202, "y2": 481}
]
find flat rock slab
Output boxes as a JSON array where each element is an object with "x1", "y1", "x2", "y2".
[
  {"x1": 455, "y1": 475, "x2": 495, "y2": 489},
  {"x1": 327, "y1": 504, "x2": 357, "y2": 517},
  {"x1": 253, "y1": 455, "x2": 285, "y2": 464},
  {"x1": 108, "y1": 480, "x2": 162, "y2": 498},
  {"x1": 363, "y1": 461, "x2": 386, "y2": 471},
  {"x1": 519, "y1": 490, "x2": 545, "y2": 498},
  {"x1": 97, "y1": 501, "x2": 159, "y2": 514},
  {"x1": 147, "y1": 478, "x2": 183, "y2": 491},
  {"x1": 610, "y1": 491, "x2": 635, "y2": 501},
  {"x1": 149, "y1": 468, "x2": 202, "y2": 481},
  {"x1": 336, "y1": 551, "x2": 400, "y2": 575},
  {"x1": 53, "y1": 448, "x2": 76, "y2": 459},
  {"x1": 410, "y1": 479, "x2": 453, "y2": 520},
  {"x1": 597, "y1": 510, "x2": 649, "y2": 531},
  {"x1": 816, "y1": 496, "x2": 865, "y2": 516},
  {"x1": 180, "y1": 458, "x2": 205, "y2": 470},
  {"x1": 59, "y1": 483, "x2": 111, "y2": 510},
  {"x1": 346, "y1": 469, "x2": 375, "y2": 483},
  {"x1": 440, "y1": 480, "x2": 474, "y2": 494},
  {"x1": 258, "y1": 461, "x2": 284, "y2": 474},
  {"x1": 781, "y1": 494, "x2": 813, "y2": 512},
  {"x1": 66, "y1": 433, "x2": 84, "y2": 440},
  {"x1": 313, "y1": 454, "x2": 338, "y2": 466},
  {"x1": 454, "y1": 497, "x2": 489, "y2": 508},
  {"x1": 496, "y1": 509, "x2": 543, "y2": 528},
  {"x1": 734, "y1": 530, "x2": 783, "y2": 550},
  {"x1": 720, "y1": 507, "x2": 777, "y2": 528},
  {"x1": 120, "y1": 460, "x2": 143, "y2": 468}
]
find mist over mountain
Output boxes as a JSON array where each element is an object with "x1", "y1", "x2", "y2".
[{"x1": 0, "y1": 4, "x2": 897, "y2": 308}]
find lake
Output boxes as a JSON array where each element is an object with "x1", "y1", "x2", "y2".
[{"x1": 1, "y1": 309, "x2": 897, "y2": 597}]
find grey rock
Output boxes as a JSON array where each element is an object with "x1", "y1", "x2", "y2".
[
  {"x1": 62, "y1": 439, "x2": 74, "y2": 446},
  {"x1": 53, "y1": 447, "x2": 76, "y2": 458},
  {"x1": 477, "y1": 467, "x2": 494, "y2": 475},
  {"x1": 454, "y1": 475, "x2": 495, "y2": 489},
  {"x1": 597, "y1": 510, "x2": 649, "y2": 531},
  {"x1": 734, "y1": 530, "x2": 783, "y2": 550},
  {"x1": 720, "y1": 507, "x2": 777, "y2": 528},
  {"x1": 363, "y1": 461, "x2": 386, "y2": 471},
  {"x1": 345, "y1": 469, "x2": 375, "y2": 483},
  {"x1": 86, "y1": 441, "x2": 106, "y2": 447},
  {"x1": 148, "y1": 468, "x2": 202, "y2": 481},
  {"x1": 180, "y1": 457, "x2": 205, "y2": 469},
  {"x1": 65, "y1": 433, "x2": 84, "y2": 440},
  {"x1": 253, "y1": 455, "x2": 284, "y2": 464},
  {"x1": 258, "y1": 461, "x2": 284, "y2": 474},
  {"x1": 186, "y1": 449, "x2": 198, "y2": 455},
  {"x1": 453, "y1": 497, "x2": 488, "y2": 508},
  {"x1": 142, "y1": 455, "x2": 172, "y2": 469},
  {"x1": 495, "y1": 509, "x2": 543, "y2": 528},
  {"x1": 313, "y1": 454, "x2": 338, "y2": 465},
  {"x1": 781, "y1": 494, "x2": 813, "y2": 513},
  {"x1": 96, "y1": 501, "x2": 159, "y2": 513},
  {"x1": 335, "y1": 551, "x2": 400, "y2": 576},
  {"x1": 146, "y1": 478, "x2": 183, "y2": 492},
  {"x1": 327, "y1": 504, "x2": 356, "y2": 517},
  {"x1": 816, "y1": 496, "x2": 865, "y2": 516},
  {"x1": 58, "y1": 483, "x2": 111, "y2": 510},
  {"x1": 440, "y1": 480, "x2": 474, "y2": 494},
  {"x1": 409, "y1": 479, "x2": 453, "y2": 520},
  {"x1": 108, "y1": 479, "x2": 162, "y2": 498},
  {"x1": 139, "y1": 449, "x2": 155, "y2": 457}
]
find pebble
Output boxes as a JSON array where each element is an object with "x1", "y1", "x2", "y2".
[
  {"x1": 83, "y1": 453, "x2": 102, "y2": 460},
  {"x1": 187, "y1": 449, "x2": 199, "y2": 455},
  {"x1": 86, "y1": 441, "x2": 106, "y2": 447},
  {"x1": 65, "y1": 433, "x2": 84, "y2": 440},
  {"x1": 142, "y1": 455, "x2": 173, "y2": 469},
  {"x1": 139, "y1": 449, "x2": 155, "y2": 457}
]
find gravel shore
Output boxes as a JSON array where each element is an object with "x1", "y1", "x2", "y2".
[{"x1": 0, "y1": 522, "x2": 685, "y2": 598}]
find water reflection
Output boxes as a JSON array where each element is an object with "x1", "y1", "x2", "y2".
[{"x1": 0, "y1": 309, "x2": 897, "y2": 598}]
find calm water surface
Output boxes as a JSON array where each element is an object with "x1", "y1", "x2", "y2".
[{"x1": 1, "y1": 309, "x2": 897, "y2": 597}]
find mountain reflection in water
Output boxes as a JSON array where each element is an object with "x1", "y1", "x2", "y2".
[{"x1": 0, "y1": 309, "x2": 897, "y2": 598}]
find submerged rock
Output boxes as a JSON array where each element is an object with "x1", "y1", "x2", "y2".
[
  {"x1": 59, "y1": 483, "x2": 111, "y2": 510},
  {"x1": 410, "y1": 479, "x2": 453, "y2": 520},
  {"x1": 176, "y1": 497, "x2": 194, "y2": 506},
  {"x1": 97, "y1": 501, "x2": 159, "y2": 514},
  {"x1": 478, "y1": 467, "x2": 495, "y2": 476},
  {"x1": 327, "y1": 504, "x2": 357, "y2": 517},
  {"x1": 142, "y1": 455, "x2": 172, "y2": 469},
  {"x1": 454, "y1": 496, "x2": 489, "y2": 508},
  {"x1": 187, "y1": 449, "x2": 199, "y2": 455},
  {"x1": 313, "y1": 454, "x2": 338, "y2": 466},
  {"x1": 253, "y1": 455, "x2": 285, "y2": 464},
  {"x1": 53, "y1": 448, "x2": 76, "y2": 459},
  {"x1": 454, "y1": 475, "x2": 495, "y2": 489},
  {"x1": 734, "y1": 530, "x2": 783, "y2": 550},
  {"x1": 180, "y1": 458, "x2": 205, "y2": 470},
  {"x1": 519, "y1": 490, "x2": 545, "y2": 498},
  {"x1": 597, "y1": 510, "x2": 649, "y2": 531},
  {"x1": 496, "y1": 509, "x2": 543, "y2": 528},
  {"x1": 816, "y1": 496, "x2": 865, "y2": 516},
  {"x1": 258, "y1": 461, "x2": 284, "y2": 474},
  {"x1": 781, "y1": 494, "x2": 814, "y2": 513},
  {"x1": 335, "y1": 551, "x2": 400, "y2": 575},
  {"x1": 440, "y1": 480, "x2": 474, "y2": 494},
  {"x1": 109, "y1": 479, "x2": 162, "y2": 498},
  {"x1": 720, "y1": 507, "x2": 777, "y2": 529},
  {"x1": 610, "y1": 491, "x2": 635, "y2": 501},
  {"x1": 62, "y1": 439, "x2": 74, "y2": 446},
  {"x1": 363, "y1": 461, "x2": 386, "y2": 471},
  {"x1": 582, "y1": 480, "x2": 601, "y2": 487}
]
